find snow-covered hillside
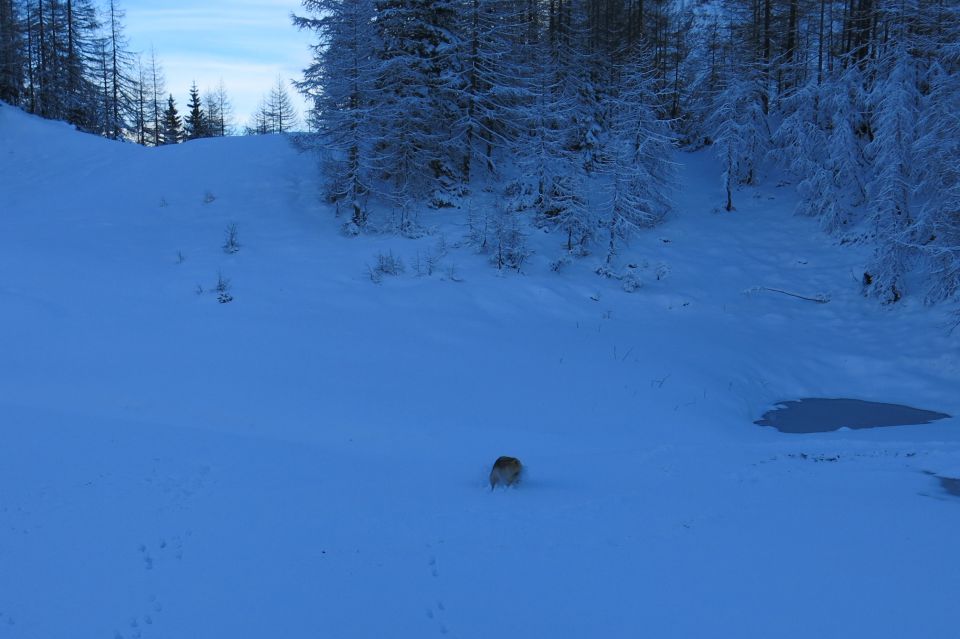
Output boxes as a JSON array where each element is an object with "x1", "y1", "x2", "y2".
[{"x1": 1, "y1": 105, "x2": 958, "y2": 638}]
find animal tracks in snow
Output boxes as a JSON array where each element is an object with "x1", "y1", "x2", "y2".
[{"x1": 425, "y1": 554, "x2": 453, "y2": 636}]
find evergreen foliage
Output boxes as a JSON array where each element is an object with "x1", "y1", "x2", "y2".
[
  {"x1": 184, "y1": 80, "x2": 206, "y2": 140},
  {"x1": 161, "y1": 93, "x2": 181, "y2": 145}
]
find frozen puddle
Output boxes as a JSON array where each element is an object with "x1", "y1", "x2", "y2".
[{"x1": 755, "y1": 398, "x2": 951, "y2": 434}]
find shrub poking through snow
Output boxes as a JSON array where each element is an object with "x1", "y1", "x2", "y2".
[
  {"x1": 223, "y1": 223, "x2": 240, "y2": 254},
  {"x1": 413, "y1": 235, "x2": 449, "y2": 277},
  {"x1": 596, "y1": 264, "x2": 644, "y2": 292},
  {"x1": 377, "y1": 250, "x2": 405, "y2": 275},
  {"x1": 369, "y1": 251, "x2": 405, "y2": 283},
  {"x1": 491, "y1": 211, "x2": 530, "y2": 272},
  {"x1": 621, "y1": 272, "x2": 643, "y2": 293},
  {"x1": 203, "y1": 191, "x2": 216, "y2": 204}
]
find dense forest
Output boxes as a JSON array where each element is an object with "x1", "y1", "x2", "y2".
[
  {"x1": 0, "y1": 0, "x2": 302, "y2": 142},
  {"x1": 295, "y1": 0, "x2": 959, "y2": 304},
  {"x1": 2, "y1": 0, "x2": 957, "y2": 305}
]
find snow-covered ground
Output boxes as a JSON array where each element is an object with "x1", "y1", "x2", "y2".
[{"x1": 1, "y1": 105, "x2": 958, "y2": 638}]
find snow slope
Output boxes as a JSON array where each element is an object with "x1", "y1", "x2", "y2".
[{"x1": 1, "y1": 104, "x2": 958, "y2": 639}]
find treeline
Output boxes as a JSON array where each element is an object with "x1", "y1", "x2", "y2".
[
  {"x1": 0, "y1": 0, "x2": 236, "y2": 144},
  {"x1": 161, "y1": 80, "x2": 235, "y2": 144},
  {"x1": 680, "y1": 0, "x2": 960, "y2": 305},
  {"x1": 297, "y1": 0, "x2": 960, "y2": 303}
]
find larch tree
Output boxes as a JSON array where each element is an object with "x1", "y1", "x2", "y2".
[
  {"x1": 267, "y1": 75, "x2": 297, "y2": 133},
  {"x1": 146, "y1": 46, "x2": 164, "y2": 145},
  {"x1": 294, "y1": 0, "x2": 379, "y2": 227},
  {"x1": 204, "y1": 79, "x2": 233, "y2": 137},
  {"x1": 372, "y1": 0, "x2": 462, "y2": 220},
  {"x1": 0, "y1": 0, "x2": 22, "y2": 104},
  {"x1": 601, "y1": 49, "x2": 675, "y2": 263}
]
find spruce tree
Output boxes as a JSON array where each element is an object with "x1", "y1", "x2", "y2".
[
  {"x1": 184, "y1": 80, "x2": 206, "y2": 139},
  {"x1": 161, "y1": 93, "x2": 181, "y2": 144}
]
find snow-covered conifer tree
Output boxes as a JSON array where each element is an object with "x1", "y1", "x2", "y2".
[
  {"x1": 912, "y1": 37, "x2": 960, "y2": 303},
  {"x1": 372, "y1": 0, "x2": 462, "y2": 218},
  {"x1": 860, "y1": 43, "x2": 921, "y2": 303},
  {"x1": 775, "y1": 67, "x2": 868, "y2": 235},
  {"x1": 516, "y1": 23, "x2": 592, "y2": 252},
  {"x1": 708, "y1": 64, "x2": 769, "y2": 211},
  {"x1": 451, "y1": 0, "x2": 529, "y2": 182},
  {"x1": 295, "y1": 0, "x2": 379, "y2": 227},
  {"x1": 600, "y1": 48, "x2": 675, "y2": 263}
]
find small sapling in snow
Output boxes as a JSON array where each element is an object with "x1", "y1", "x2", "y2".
[
  {"x1": 203, "y1": 191, "x2": 216, "y2": 204},
  {"x1": 491, "y1": 212, "x2": 530, "y2": 272},
  {"x1": 413, "y1": 236, "x2": 449, "y2": 277},
  {"x1": 443, "y1": 263, "x2": 462, "y2": 282},
  {"x1": 215, "y1": 271, "x2": 233, "y2": 303},
  {"x1": 369, "y1": 250, "x2": 405, "y2": 283},
  {"x1": 223, "y1": 224, "x2": 240, "y2": 254}
]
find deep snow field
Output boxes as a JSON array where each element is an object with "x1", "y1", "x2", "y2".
[{"x1": 1, "y1": 105, "x2": 958, "y2": 638}]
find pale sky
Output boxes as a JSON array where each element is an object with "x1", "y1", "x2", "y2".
[{"x1": 123, "y1": 0, "x2": 314, "y2": 131}]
